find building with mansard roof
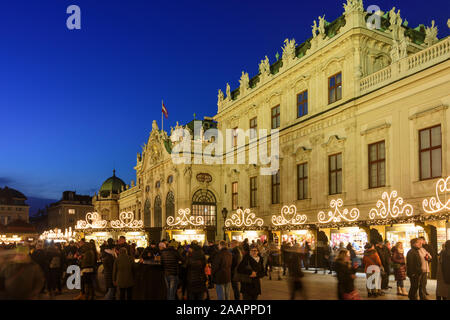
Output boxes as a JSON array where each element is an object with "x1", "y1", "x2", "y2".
[{"x1": 108, "y1": 1, "x2": 448, "y2": 273}]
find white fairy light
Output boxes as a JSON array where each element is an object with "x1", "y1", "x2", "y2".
[
  {"x1": 318, "y1": 199, "x2": 360, "y2": 223},
  {"x1": 272, "y1": 205, "x2": 307, "y2": 226},
  {"x1": 422, "y1": 176, "x2": 450, "y2": 214},
  {"x1": 369, "y1": 190, "x2": 413, "y2": 219},
  {"x1": 166, "y1": 208, "x2": 204, "y2": 227},
  {"x1": 111, "y1": 211, "x2": 143, "y2": 229},
  {"x1": 225, "y1": 208, "x2": 264, "y2": 228},
  {"x1": 75, "y1": 212, "x2": 107, "y2": 229}
]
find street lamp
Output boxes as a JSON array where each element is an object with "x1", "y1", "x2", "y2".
[{"x1": 222, "y1": 207, "x2": 228, "y2": 241}]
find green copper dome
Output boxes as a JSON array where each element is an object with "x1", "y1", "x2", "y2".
[{"x1": 99, "y1": 170, "x2": 126, "y2": 197}]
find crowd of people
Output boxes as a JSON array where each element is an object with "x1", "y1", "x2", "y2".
[{"x1": 0, "y1": 236, "x2": 449, "y2": 300}]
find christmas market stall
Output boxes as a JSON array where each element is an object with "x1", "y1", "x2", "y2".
[
  {"x1": 271, "y1": 205, "x2": 314, "y2": 247},
  {"x1": 39, "y1": 227, "x2": 77, "y2": 244},
  {"x1": 164, "y1": 208, "x2": 207, "y2": 244},
  {"x1": 0, "y1": 219, "x2": 38, "y2": 244},
  {"x1": 75, "y1": 211, "x2": 148, "y2": 249},
  {"x1": 224, "y1": 208, "x2": 267, "y2": 243}
]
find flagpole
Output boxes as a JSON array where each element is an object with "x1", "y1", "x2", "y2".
[{"x1": 161, "y1": 99, "x2": 164, "y2": 132}]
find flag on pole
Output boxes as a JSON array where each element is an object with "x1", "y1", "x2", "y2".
[{"x1": 162, "y1": 100, "x2": 169, "y2": 119}]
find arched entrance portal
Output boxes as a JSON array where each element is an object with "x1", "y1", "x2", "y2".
[{"x1": 191, "y1": 189, "x2": 217, "y2": 241}]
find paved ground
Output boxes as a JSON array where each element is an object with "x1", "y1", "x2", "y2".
[{"x1": 40, "y1": 269, "x2": 437, "y2": 300}]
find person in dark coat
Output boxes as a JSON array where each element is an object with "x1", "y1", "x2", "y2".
[
  {"x1": 101, "y1": 238, "x2": 117, "y2": 300},
  {"x1": 230, "y1": 240, "x2": 242, "y2": 300},
  {"x1": 237, "y1": 245, "x2": 265, "y2": 300},
  {"x1": 186, "y1": 243, "x2": 207, "y2": 300},
  {"x1": 212, "y1": 240, "x2": 233, "y2": 300},
  {"x1": 30, "y1": 241, "x2": 48, "y2": 294},
  {"x1": 46, "y1": 243, "x2": 63, "y2": 297},
  {"x1": 74, "y1": 240, "x2": 96, "y2": 300},
  {"x1": 334, "y1": 249, "x2": 358, "y2": 300},
  {"x1": 436, "y1": 241, "x2": 450, "y2": 300},
  {"x1": 375, "y1": 241, "x2": 391, "y2": 290},
  {"x1": 406, "y1": 238, "x2": 423, "y2": 300},
  {"x1": 346, "y1": 243, "x2": 357, "y2": 265},
  {"x1": 113, "y1": 247, "x2": 135, "y2": 300},
  {"x1": 287, "y1": 244, "x2": 306, "y2": 300},
  {"x1": 160, "y1": 241, "x2": 183, "y2": 300},
  {"x1": 391, "y1": 242, "x2": 407, "y2": 296}
]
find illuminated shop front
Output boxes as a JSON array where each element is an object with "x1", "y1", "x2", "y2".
[
  {"x1": 165, "y1": 208, "x2": 208, "y2": 245},
  {"x1": 271, "y1": 205, "x2": 314, "y2": 246},
  {"x1": 330, "y1": 227, "x2": 367, "y2": 251},
  {"x1": 75, "y1": 211, "x2": 148, "y2": 249},
  {"x1": 224, "y1": 208, "x2": 267, "y2": 243},
  {"x1": 0, "y1": 220, "x2": 38, "y2": 244},
  {"x1": 40, "y1": 227, "x2": 77, "y2": 243}
]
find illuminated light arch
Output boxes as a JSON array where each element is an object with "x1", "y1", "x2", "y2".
[
  {"x1": 166, "y1": 208, "x2": 204, "y2": 228},
  {"x1": 75, "y1": 212, "x2": 107, "y2": 229},
  {"x1": 110, "y1": 211, "x2": 143, "y2": 229},
  {"x1": 369, "y1": 190, "x2": 413, "y2": 219},
  {"x1": 422, "y1": 176, "x2": 450, "y2": 214},
  {"x1": 318, "y1": 199, "x2": 360, "y2": 223},
  {"x1": 272, "y1": 205, "x2": 307, "y2": 226},
  {"x1": 225, "y1": 208, "x2": 264, "y2": 228}
]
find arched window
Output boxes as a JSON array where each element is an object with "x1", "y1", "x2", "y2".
[
  {"x1": 144, "y1": 199, "x2": 151, "y2": 227},
  {"x1": 191, "y1": 189, "x2": 216, "y2": 227},
  {"x1": 166, "y1": 191, "x2": 175, "y2": 220},
  {"x1": 167, "y1": 175, "x2": 173, "y2": 184},
  {"x1": 154, "y1": 195, "x2": 162, "y2": 227}
]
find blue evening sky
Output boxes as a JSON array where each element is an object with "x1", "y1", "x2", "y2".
[{"x1": 0, "y1": 0, "x2": 448, "y2": 207}]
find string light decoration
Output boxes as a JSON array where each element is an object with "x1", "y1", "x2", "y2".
[
  {"x1": 111, "y1": 211, "x2": 143, "y2": 229},
  {"x1": 225, "y1": 208, "x2": 264, "y2": 228},
  {"x1": 75, "y1": 212, "x2": 108, "y2": 229},
  {"x1": 422, "y1": 176, "x2": 450, "y2": 214},
  {"x1": 166, "y1": 208, "x2": 204, "y2": 228},
  {"x1": 272, "y1": 205, "x2": 307, "y2": 226},
  {"x1": 40, "y1": 227, "x2": 76, "y2": 241},
  {"x1": 318, "y1": 199, "x2": 360, "y2": 223},
  {"x1": 369, "y1": 190, "x2": 413, "y2": 219}
]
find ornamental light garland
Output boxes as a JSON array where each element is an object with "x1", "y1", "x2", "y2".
[
  {"x1": 422, "y1": 176, "x2": 450, "y2": 214},
  {"x1": 369, "y1": 190, "x2": 413, "y2": 219},
  {"x1": 166, "y1": 208, "x2": 204, "y2": 228},
  {"x1": 111, "y1": 211, "x2": 143, "y2": 229},
  {"x1": 75, "y1": 212, "x2": 108, "y2": 229},
  {"x1": 272, "y1": 205, "x2": 307, "y2": 226},
  {"x1": 225, "y1": 208, "x2": 264, "y2": 228},
  {"x1": 318, "y1": 199, "x2": 360, "y2": 223}
]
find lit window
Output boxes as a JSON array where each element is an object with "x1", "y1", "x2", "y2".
[{"x1": 68, "y1": 209, "x2": 75, "y2": 214}]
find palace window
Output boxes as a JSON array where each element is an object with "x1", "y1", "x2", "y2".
[
  {"x1": 329, "y1": 153, "x2": 342, "y2": 195},
  {"x1": 232, "y1": 182, "x2": 238, "y2": 210},
  {"x1": 419, "y1": 125, "x2": 442, "y2": 180},
  {"x1": 68, "y1": 209, "x2": 75, "y2": 214},
  {"x1": 155, "y1": 181, "x2": 161, "y2": 188},
  {"x1": 369, "y1": 141, "x2": 386, "y2": 188},
  {"x1": 297, "y1": 90, "x2": 308, "y2": 118},
  {"x1": 271, "y1": 105, "x2": 280, "y2": 129},
  {"x1": 250, "y1": 117, "x2": 257, "y2": 139},
  {"x1": 192, "y1": 189, "x2": 217, "y2": 227},
  {"x1": 232, "y1": 127, "x2": 238, "y2": 148},
  {"x1": 250, "y1": 177, "x2": 257, "y2": 208},
  {"x1": 167, "y1": 175, "x2": 173, "y2": 184},
  {"x1": 271, "y1": 171, "x2": 280, "y2": 204},
  {"x1": 297, "y1": 163, "x2": 308, "y2": 200},
  {"x1": 328, "y1": 72, "x2": 342, "y2": 104}
]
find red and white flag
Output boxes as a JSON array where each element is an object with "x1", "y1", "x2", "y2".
[{"x1": 162, "y1": 100, "x2": 168, "y2": 119}]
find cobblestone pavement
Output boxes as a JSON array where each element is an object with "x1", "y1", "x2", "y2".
[{"x1": 42, "y1": 269, "x2": 437, "y2": 300}]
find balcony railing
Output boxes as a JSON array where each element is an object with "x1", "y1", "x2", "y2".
[{"x1": 360, "y1": 37, "x2": 450, "y2": 95}]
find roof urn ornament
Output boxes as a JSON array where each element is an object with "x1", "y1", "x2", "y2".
[{"x1": 282, "y1": 38, "x2": 296, "y2": 62}]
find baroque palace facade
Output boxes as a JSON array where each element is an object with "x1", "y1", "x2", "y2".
[{"x1": 89, "y1": 0, "x2": 449, "y2": 266}]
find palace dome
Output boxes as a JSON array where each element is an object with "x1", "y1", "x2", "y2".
[{"x1": 99, "y1": 170, "x2": 126, "y2": 197}]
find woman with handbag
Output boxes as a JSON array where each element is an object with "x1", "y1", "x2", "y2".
[
  {"x1": 237, "y1": 245, "x2": 265, "y2": 300},
  {"x1": 334, "y1": 249, "x2": 360, "y2": 300},
  {"x1": 391, "y1": 242, "x2": 408, "y2": 296}
]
